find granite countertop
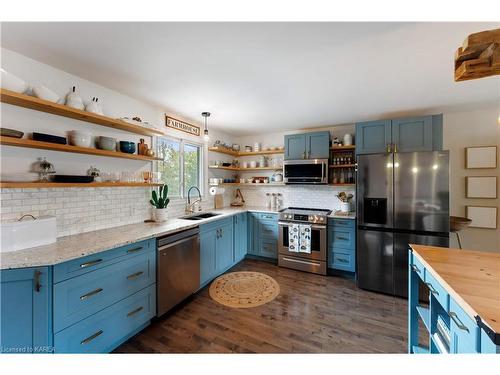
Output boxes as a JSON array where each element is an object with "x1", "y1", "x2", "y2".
[
  {"x1": 328, "y1": 211, "x2": 356, "y2": 220},
  {"x1": 0, "y1": 206, "x2": 280, "y2": 270}
]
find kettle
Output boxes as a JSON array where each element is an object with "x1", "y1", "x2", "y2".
[{"x1": 273, "y1": 171, "x2": 283, "y2": 182}]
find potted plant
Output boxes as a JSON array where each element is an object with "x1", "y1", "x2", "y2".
[{"x1": 150, "y1": 185, "x2": 170, "y2": 222}]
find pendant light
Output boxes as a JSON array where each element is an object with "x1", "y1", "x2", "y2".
[{"x1": 202, "y1": 112, "x2": 211, "y2": 142}]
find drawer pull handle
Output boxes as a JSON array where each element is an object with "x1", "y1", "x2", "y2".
[
  {"x1": 449, "y1": 311, "x2": 469, "y2": 333},
  {"x1": 127, "y1": 306, "x2": 144, "y2": 317},
  {"x1": 425, "y1": 282, "x2": 439, "y2": 296},
  {"x1": 80, "y1": 330, "x2": 103, "y2": 345},
  {"x1": 126, "y1": 247, "x2": 142, "y2": 254},
  {"x1": 80, "y1": 259, "x2": 103, "y2": 269},
  {"x1": 411, "y1": 264, "x2": 421, "y2": 274},
  {"x1": 336, "y1": 236, "x2": 348, "y2": 241},
  {"x1": 126, "y1": 271, "x2": 144, "y2": 280},
  {"x1": 80, "y1": 288, "x2": 103, "y2": 301},
  {"x1": 336, "y1": 258, "x2": 349, "y2": 263},
  {"x1": 34, "y1": 270, "x2": 42, "y2": 292}
]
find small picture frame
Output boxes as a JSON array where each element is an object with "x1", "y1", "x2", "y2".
[
  {"x1": 465, "y1": 146, "x2": 497, "y2": 169},
  {"x1": 465, "y1": 176, "x2": 497, "y2": 199},
  {"x1": 466, "y1": 206, "x2": 497, "y2": 229}
]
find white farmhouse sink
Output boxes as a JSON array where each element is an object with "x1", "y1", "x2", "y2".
[{"x1": 1, "y1": 215, "x2": 57, "y2": 253}]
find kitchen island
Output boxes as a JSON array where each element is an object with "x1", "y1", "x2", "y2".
[{"x1": 408, "y1": 244, "x2": 500, "y2": 354}]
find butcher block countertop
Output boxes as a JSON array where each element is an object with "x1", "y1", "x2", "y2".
[{"x1": 410, "y1": 244, "x2": 500, "y2": 336}]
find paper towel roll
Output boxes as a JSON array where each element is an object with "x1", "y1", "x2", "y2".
[{"x1": 209, "y1": 187, "x2": 225, "y2": 195}]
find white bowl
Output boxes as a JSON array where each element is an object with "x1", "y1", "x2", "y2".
[
  {"x1": 32, "y1": 85, "x2": 60, "y2": 103},
  {"x1": 1, "y1": 68, "x2": 29, "y2": 93},
  {"x1": 68, "y1": 131, "x2": 92, "y2": 148}
]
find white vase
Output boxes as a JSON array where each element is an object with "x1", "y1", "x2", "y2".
[
  {"x1": 154, "y1": 208, "x2": 168, "y2": 222},
  {"x1": 340, "y1": 202, "x2": 350, "y2": 213}
]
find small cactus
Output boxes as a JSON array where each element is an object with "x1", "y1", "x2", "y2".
[{"x1": 150, "y1": 185, "x2": 170, "y2": 209}]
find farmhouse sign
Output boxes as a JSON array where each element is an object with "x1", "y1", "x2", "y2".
[{"x1": 165, "y1": 116, "x2": 200, "y2": 137}]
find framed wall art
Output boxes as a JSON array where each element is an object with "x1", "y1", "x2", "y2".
[
  {"x1": 465, "y1": 176, "x2": 497, "y2": 199},
  {"x1": 465, "y1": 146, "x2": 497, "y2": 169},
  {"x1": 466, "y1": 206, "x2": 497, "y2": 229}
]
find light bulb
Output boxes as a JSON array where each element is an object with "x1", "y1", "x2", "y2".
[
  {"x1": 432, "y1": 164, "x2": 438, "y2": 170},
  {"x1": 412, "y1": 167, "x2": 418, "y2": 173}
]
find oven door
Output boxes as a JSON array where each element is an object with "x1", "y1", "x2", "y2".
[
  {"x1": 283, "y1": 159, "x2": 328, "y2": 184},
  {"x1": 278, "y1": 222, "x2": 327, "y2": 261}
]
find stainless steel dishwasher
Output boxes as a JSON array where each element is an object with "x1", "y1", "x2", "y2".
[{"x1": 157, "y1": 227, "x2": 200, "y2": 316}]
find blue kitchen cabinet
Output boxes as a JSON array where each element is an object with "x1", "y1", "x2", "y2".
[
  {"x1": 355, "y1": 120, "x2": 392, "y2": 154},
  {"x1": 328, "y1": 218, "x2": 356, "y2": 272},
  {"x1": 356, "y1": 115, "x2": 443, "y2": 154},
  {"x1": 249, "y1": 212, "x2": 278, "y2": 259},
  {"x1": 233, "y1": 212, "x2": 248, "y2": 263},
  {"x1": 200, "y1": 228, "x2": 217, "y2": 286},
  {"x1": 284, "y1": 131, "x2": 330, "y2": 160},
  {"x1": 216, "y1": 221, "x2": 234, "y2": 273},
  {"x1": 305, "y1": 131, "x2": 330, "y2": 159},
  {"x1": 284, "y1": 133, "x2": 306, "y2": 159},
  {"x1": 0, "y1": 267, "x2": 52, "y2": 353}
]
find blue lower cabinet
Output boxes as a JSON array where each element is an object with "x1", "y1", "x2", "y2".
[
  {"x1": 449, "y1": 298, "x2": 479, "y2": 353},
  {"x1": 233, "y1": 213, "x2": 248, "y2": 262},
  {"x1": 328, "y1": 219, "x2": 356, "y2": 272},
  {"x1": 216, "y1": 222, "x2": 234, "y2": 273},
  {"x1": 0, "y1": 267, "x2": 52, "y2": 353},
  {"x1": 54, "y1": 284, "x2": 156, "y2": 353},
  {"x1": 200, "y1": 229, "x2": 217, "y2": 286},
  {"x1": 249, "y1": 212, "x2": 278, "y2": 259}
]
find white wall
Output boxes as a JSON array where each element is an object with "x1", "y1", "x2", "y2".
[{"x1": 443, "y1": 106, "x2": 500, "y2": 252}]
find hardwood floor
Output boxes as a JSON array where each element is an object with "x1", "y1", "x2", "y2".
[{"x1": 115, "y1": 259, "x2": 426, "y2": 353}]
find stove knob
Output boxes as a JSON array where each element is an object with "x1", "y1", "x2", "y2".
[{"x1": 318, "y1": 217, "x2": 324, "y2": 222}]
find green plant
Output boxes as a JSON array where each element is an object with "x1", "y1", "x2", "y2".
[{"x1": 150, "y1": 185, "x2": 170, "y2": 209}]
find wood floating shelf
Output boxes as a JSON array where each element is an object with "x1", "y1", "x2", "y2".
[
  {"x1": 209, "y1": 183, "x2": 285, "y2": 187},
  {"x1": 0, "y1": 89, "x2": 165, "y2": 137},
  {"x1": 330, "y1": 145, "x2": 356, "y2": 150},
  {"x1": 329, "y1": 164, "x2": 356, "y2": 168},
  {"x1": 0, "y1": 136, "x2": 163, "y2": 162},
  {"x1": 0, "y1": 182, "x2": 163, "y2": 189},
  {"x1": 208, "y1": 146, "x2": 284, "y2": 157},
  {"x1": 454, "y1": 28, "x2": 500, "y2": 82},
  {"x1": 209, "y1": 165, "x2": 282, "y2": 172},
  {"x1": 329, "y1": 183, "x2": 356, "y2": 186}
]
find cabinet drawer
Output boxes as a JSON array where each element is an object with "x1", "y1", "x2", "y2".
[
  {"x1": 200, "y1": 217, "x2": 233, "y2": 234},
  {"x1": 328, "y1": 218, "x2": 355, "y2": 229},
  {"x1": 54, "y1": 251, "x2": 155, "y2": 332},
  {"x1": 450, "y1": 298, "x2": 479, "y2": 353},
  {"x1": 260, "y1": 221, "x2": 278, "y2": 239},
  {"x1": 54, "y1": 284, "x2": 155, "y2": 353},
  {"x1": 410, "y1": 252, "x2": 426, "y2": 281},
  {"x1": 424, "y1": 270, "x2": 449, "y2": 311},
  {"x1": 253, "y1": 212, "x2": 278, "y2": 221},
  {"x1": 329, "y1": 250, "x2": 355, "y2": 272},
  {"x1": 54, "y1": 239, "x2": 154, "y2": 283},
  {"x1": 260, "y1": 239, "x2": 277, "y2": 259},
  {"x1": 328, "y1": 227, "x2": 355, "y2": 249}
]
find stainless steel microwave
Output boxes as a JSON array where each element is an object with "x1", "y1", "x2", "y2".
[{"x1": 283, "y1": 159, "x2": 329, "y2": 184}]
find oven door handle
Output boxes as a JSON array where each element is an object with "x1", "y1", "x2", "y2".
[{"x1": 278, "y1": 222, "x2": 326, "y2": 230}]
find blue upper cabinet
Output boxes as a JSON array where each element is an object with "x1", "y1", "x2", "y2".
[
  {"x1": 306, "y1": 131, "x2": 330, "y2": 159},
  {"x1": 284, "y1": 134, "x2": 306, "y2": 159},
  {"x1": 392, "y1": 116, "x2": 433, "y2": 152},
  {"x1": 356, "y1": 115, "x2": 443, "y2": 154},
  {"x1": 0, "y1": 267, "x2": 52, "y2": 353},
  {"x1": 355, "y1": 120, "x2": 392, "y2": 154},
  {"x1": 284, "y1": 131, "x2": 330, "y2": 160}
]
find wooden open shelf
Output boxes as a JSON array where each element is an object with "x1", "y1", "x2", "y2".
[
  {"x1": 208, "y1": 146, "x2": 284, "y2": 157},
  {"x1": 0, "y1": 89, "x2": 165, "y2": 137},
  {"x1": 0, "y1": 182, "x2": 163, "y2": 189},
  {"x1": 209, "y1": 182, "x2": 285, "y2": 187},
  {"x1": 329, "y1": 164, "x2": 356, "y2": 168},
  {"x1": 329, "y1": 183, "x2": 356, "y2": 187},
  {"x1": 209, "y1": 165, "x2": 282, "y2": 172},
  {"x1": 330, "y1": 145, "x2": 355, "y2": 151},
  {"x1": 0, "y1": 136, "x2": 163, "y2": 162}
]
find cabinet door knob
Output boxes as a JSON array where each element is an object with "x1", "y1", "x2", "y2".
[
  {"x1": 386, "y1": 143, "x2": 391, "y2": 153},
  {"x1": 394, "y1": 143, "x2": 398, "y2": 153},
  {"x1": 34, "y1": 270, "x2": 42, "y2": 292}
]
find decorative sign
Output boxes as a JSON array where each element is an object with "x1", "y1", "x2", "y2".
[{"x1": 165, "y1": 116, "x2": 200, "y2": 137}]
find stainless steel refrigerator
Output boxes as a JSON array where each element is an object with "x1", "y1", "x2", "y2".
[{"x1": 356, "y1": 151, "x2": 449, "y2": 297}]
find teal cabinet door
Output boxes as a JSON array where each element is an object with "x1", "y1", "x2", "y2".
[
  {"x1": 305, "y1": 131, "x2": 330, "y2": 159},
  {"x1": 392, "y1": 116, "x2": 433, "y2": 152},
  {"x1": 355, "y1": 120, "x2": 392, "y2": 154},
  {"x1": 284, "y1": 134, "x2": 306, "y2": 160},
  {"x1": 248, "y1": 213, "x2": 260, "y2": 255},
  {"x1": 216, "y1": 222, "x2": 234, "y2": 273},
  {"x1": 200, "y1": 229, "x2": 217, "y2": 286},
  {"x1": 233, "y1": 213, "x2": 248, "y2": 262},
  {"x1": 0, "y1": 267, "x2": 51, "y2": 353}
]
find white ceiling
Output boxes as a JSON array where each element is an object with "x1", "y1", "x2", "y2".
[{"x1": 1, "y1": 22, "x2": 499, "y2": 135}]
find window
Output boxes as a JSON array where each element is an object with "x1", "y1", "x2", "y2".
[{"x1": 157, "y1": 137, "x2": 203, "y2": 198}]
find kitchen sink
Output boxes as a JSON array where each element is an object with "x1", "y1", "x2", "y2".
[{"x1": 181, "y1": 212, "x2": 221, "y2": 220}]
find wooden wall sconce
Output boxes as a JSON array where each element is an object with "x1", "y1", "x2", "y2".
[{"x1": 455, "y1": 28, "x2": 500, "y2": 82}]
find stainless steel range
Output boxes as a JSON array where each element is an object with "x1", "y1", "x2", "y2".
[{"x1": 278, "y1": 207, "x2": 331, "y2": 275}]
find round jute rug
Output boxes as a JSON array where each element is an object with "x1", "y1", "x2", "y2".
[{"x1": 209, "y1": 271, "x2": 280, "y2": 308}]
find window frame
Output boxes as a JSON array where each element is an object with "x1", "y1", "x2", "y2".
[{"x1": 155, "y1": 135, "x2": 204, "y2": 199}]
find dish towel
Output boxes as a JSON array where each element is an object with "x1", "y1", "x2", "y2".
[
  {"x1": 288, "y1": 224, "x2": 301, "y2": 252},
  {"x1": 299, "y1": 224, "x2": 312, "y2": 253}
]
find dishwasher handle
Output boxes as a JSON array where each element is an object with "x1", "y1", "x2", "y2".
[
  {"x1": 158, "y1": 236, "x2": 197, "y2": 253},
  {"x1": 157, "y1": 227, "x2": 199, "y2": 248}
]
